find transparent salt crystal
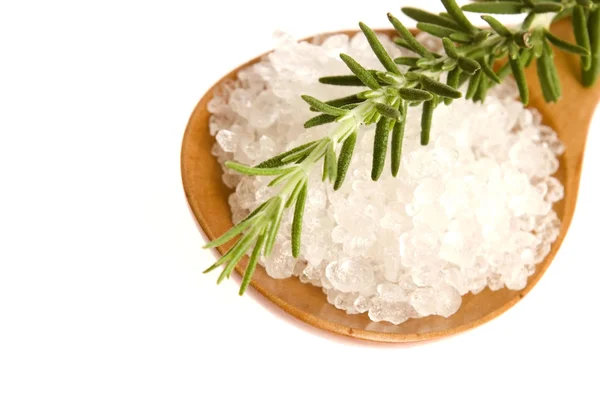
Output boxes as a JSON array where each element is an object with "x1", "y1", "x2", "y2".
[
  {"x1": 325, "y1": 259, "x2": 375, "y2": 293},
  {"x1": 368, "y1": 299, "x2": 413, "y2": 325},
  {"x1": 545, "y1": 177, "x2": 564, "y2": 202},
  {"x1": 215, "y1": 129, "x2": 237, "y2": 152},
  {"x1": 249, "y1": 91, "x2": 280, "y2": 128},
  {"x1": 353, "y1": 296, "x2": 372, "y2": 313}
]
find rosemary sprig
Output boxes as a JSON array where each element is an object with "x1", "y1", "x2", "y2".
[{"x1": 204, "y1": 0, "x2": 598, "y2": 294}]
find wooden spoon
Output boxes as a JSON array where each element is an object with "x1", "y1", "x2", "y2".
[{"x1": 181, "y1": 18, "x2": 599, "y2": 342}]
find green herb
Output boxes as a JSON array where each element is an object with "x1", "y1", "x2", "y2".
[{"x1": 204, "y1": 0, "x2": 599, "y2": 293}]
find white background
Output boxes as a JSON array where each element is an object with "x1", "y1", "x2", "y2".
[{"x1": 1, "y1": 1, "x2": 599, "y2": 397}]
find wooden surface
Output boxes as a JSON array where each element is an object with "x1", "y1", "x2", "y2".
[{"x1": 180, "y1": 19, "x2": 600, "y2": 342}]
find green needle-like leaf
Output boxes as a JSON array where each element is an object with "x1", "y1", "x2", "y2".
[
  {"x1": 334, "y1": 132, "x2": 357, "y2": 190},
  {"x1": 582, "y1": 8, "x2": 600, "y2": 87},
  {"x1": 372, "y1": 117, "x2": 393, "y2": 181},
  {"x1": 441, "y1": 0, "x2": 479, "y2": 33},
  {"x1": 217, "y1": 227, "x2": 262, "y2": 283},
  {"x1": 291, "y1": 183, "x2": 307, "y2": 258},
  {"x1": 545, "y1": 31, "x2": 590, "y2": 55},
  {"x1": 401, "y1": 7, "x2": 464, "y2": 31},
  {"x1": 462, "y1": 2, "x2": 526, "y2": 14},
  {"x1": 301, "y1": 95, "x2": 349, "y2": 116},
  {"x1": 263, "y1": 198, "x2": 284, "y2": 257},
  {"x1": 474, "y1": 74, "x2": 489, "y2": 102},
  {"x1": 509, "y1": 55, "x2": 529, "y2": 104},
  {"x1": 304, "y1": 113, "x2": 336, "y2": 128},
  {"x1": 359, "y1": 22, "x2": 400, "y2": 74},
  {"x1": 466, "y1": 70, "x2": 482, "y2": 99},
  {"x1": 387, "y1": 13, "x2": 433, "y2": 58},
  {"x1": 340, "y1": 53, "x2": 381, "y2": 89},
  {"x1": 319, "y1": 75, "x2": 366, "y2": 86},
  {"x1": 522, "y1": 12, "x2": 535, "y2": 30},
  {"x1": 226, "y1": 161, "x2": 294, "y2": 176},
  {"x1": 532, "y1": 3, "x2": 563, "y2": 13},
  {"x1": 537, "y1": 45, "x2": 561, "y2": 102},
  {"x1": 285, "y1": 179, "x2": 305, "y2": 208},
  {"x1": 375, "y1": 102, "x2": 402, "y2": 120},
  {"x1": 420, "y1": 100, "x2": 434, "y2": 145},
  {"x1": 256, "y1": 141, "x2": 318, "y2": 168},
  {"x1": 479, "y1": 58, "x2": 501, "y2": 83},
  {"x1": 444, "y1": 67, "x2": 462, "y2": 105},
  {"x1": 573, "y1": 5, "x2": 592, "y2": 71},
  {"x1": 442, "y1": 37, "x2": 459, "y2": 59},
  {"x1": 398, "y1": 87, "x2": 434, "y2": 102},
  {"x1": 481, "y1": 15, "x2": 512, "y2": 36},
  {"x1": 391, "y1": 101, "x2": 407, "y2": 176},
  {"x1": 238, "y1": 229, "x2": 267, "y2": 295},
  {"x1": 458, "y1": 56, "x2": 482, "y2": 74},
  {"x1": 324, "y1": 94, "x2": 364, "y2": 109},
  {"x1": 325, "y1": 141, "x2": 337, "y2": 182},
  {"x1": 449, "y1": 32, "x2": 475, "y2": 43},
  {"x1": 203, "y1": 208, "x2": 264, "y2": 250},
  {"x1": 417, "y1": 22, "x2": 459, "y2": 38},
  {"x1": 394, "y1": 56, "x2": 420, "y2": 66},
  {"x1": 419, "y1": 74, "x2": 463, "y2": 98}
]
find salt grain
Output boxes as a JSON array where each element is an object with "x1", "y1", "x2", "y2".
[{"x1": 208, "y1": 31, "x2": 564, "y2": 324}]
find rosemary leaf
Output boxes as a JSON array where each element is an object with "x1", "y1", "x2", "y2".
[
  {"x1": 474, "y1": 74, "x2": 489, "y2": 102},
  {"x1": 466, "y1": 70, "x2": 482, "y2": 99},
  {"x1": 340, "y1": 53, "x2": 381, "y2": 89},
  {"x1": 239, "y1": 228, "x2": 267, "y2": 295},
  {"x1": 387, "y1": 13, "x2": 433, "y2": 58},
  {"x1": 394, "y1": 56, "x2": 420, "y2": 66},
  {"x1": 449, "y1": 32, "x2": 475, "y2": 43},
  {"x1": 401, "y1": 7, "x2": 463, "y2": 31},
  {"x1": 419, "y1": 74, "x2": 463, "y2": 98},
  {"x1": 226, "y1": 161, "x2": 294, "y2": 176},
  {"x1": 372, "y1": 117, "x2": 393, "y2": 181},
  {"x1": 325, "y1": 94, "x2": 363, "y2": 109},
  {"x1": 394, "y1": 38, "x2": 416, "y2": 53},
  {"x1": 481, "y1": 15, "x2": 512, "y2": 37},
  {"x1": 304, "y1": 113, "x2": 336, "y2": 128},
  {"x1": 391, "y1": 101, "x2": 407, "y2": 176},
  {"x1": 359, "y1": 22, "x2": 400, "y2": 74},
  {"x1": 444, "y1": 67, "x2": 462, "y2": 105},
  {"x1": 462, "y1": 2, "x2": 526, "y2": 14},
  {"x1": 398, "y1": 87, "x2": 434, "y2": 101},
  {"x1": 479, "y1": 57, "x2": 501, "y2": 83},
  {"x1": 301, "y1": 95, "x2": 348, "y2": 116},
  {"x1": 509, "y1": 55, "x2": 529, "y2": 104},
  {"x1": 537, "y1": 46, "x2": 561, "y2": 102},
  {"x1": 573, "y1": 5, "x2": 592, "y2": 71},
  {"x1": 582, "y1": 8, "x2": 600, "y2": 87},
  {"x1": 420, "y1": 100, "x2": 434, "y2": 145},
  {"x1": 217, "y1": 227, "x2": 262, "y2": 283},
  {"x1": 285, "y1": 178, "x2": 305, "y2": 208},
  {"x1": 532, "y1": 3, "x2": 563, "y2": 13},
  {"x1": 417, "y1": 22, "x2": 459, "y2": 38},
  {"x1": 441, "y1": 0, "x2": 479, "y2": 33},
  {"x1": 325, "y1": 141, "x2": 337, "y2": 182},
  {"x1": 256, "y1": 141, "x2": 318, "y2": 168},
  {"x1": 334, "y1": 132, "x2": 357, "y2": 190},
  {"x1": 458, "y1": 56, "x2": 482, "y2": 74},
  {"x1": 545, "y1": 31, "x2": 590, "y2": 56},
  {"x1": 442, "y1": 37, "x2": 459, "y2": 59},
  {"x1": 522, "y1": 12, "x2": 535, "y2": 30},
  {"x1": 319, "y1": 75, "x2": 366, "y2": 86},
  {"x1": 375, "y1": 102, "x2": 402, "y2": 120},
  {"x1": 263, "y1": 197, "x2": 284, "y2": 256},
  {"x1": 291, "y1": 183, "x2": 307, "y2": 258}
]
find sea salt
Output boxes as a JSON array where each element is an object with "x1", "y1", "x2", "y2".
[{"x1": 207, "y1": 31, "x2": 564, "y2": 325}]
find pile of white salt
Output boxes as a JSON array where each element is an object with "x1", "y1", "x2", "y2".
[{"x1": 207, "y1": 31, "x2": 564, "y2": 324}]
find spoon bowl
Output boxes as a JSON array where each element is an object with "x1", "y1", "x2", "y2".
[{"x1": 181, "y1": 18, "x2": 599, "y2": 342}]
